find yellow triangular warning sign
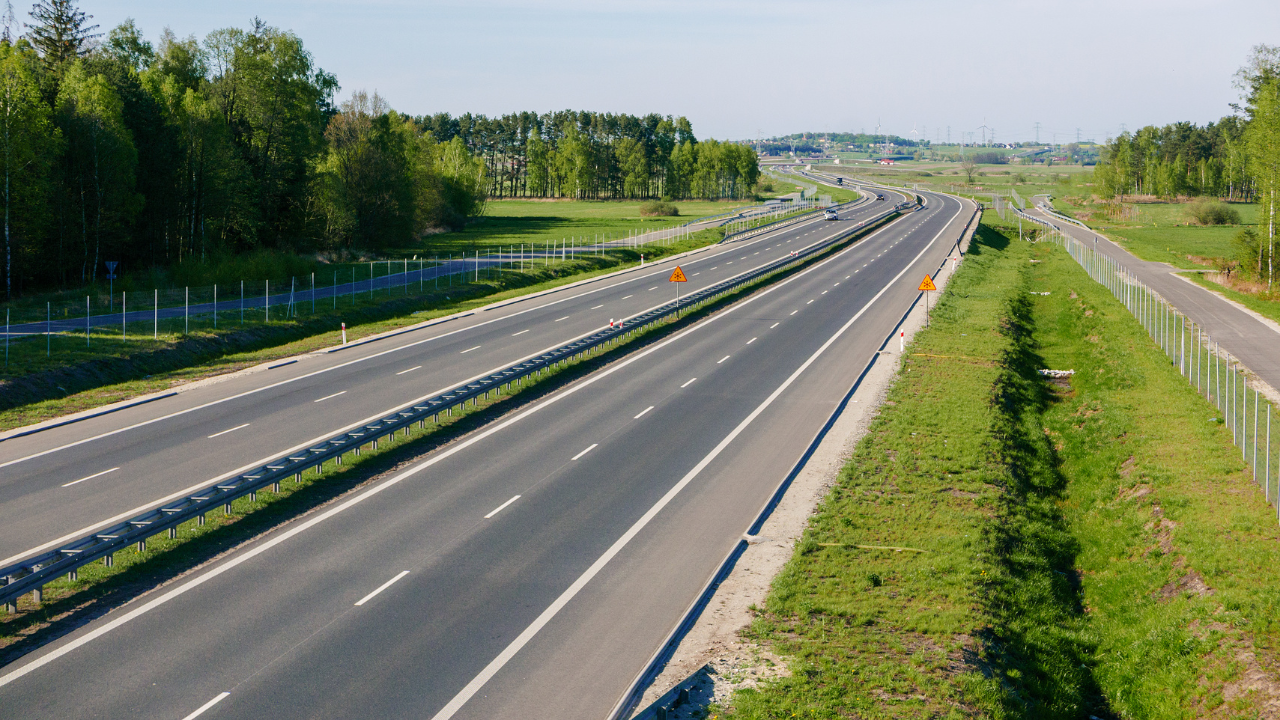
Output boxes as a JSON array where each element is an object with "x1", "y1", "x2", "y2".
[
  {"x1": 918, "y1": 275, "x2": 937, "y2": 292},
  {"x1": 669, "y1": 266, "x2": 688, "y2": 282}
]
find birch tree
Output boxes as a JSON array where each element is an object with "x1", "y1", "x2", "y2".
[
  {"x1": 1246, "y1": 78, "x2": 1280, "y2": 289},
  {"x1": 0, "y1": 41, "x2": 53, "y2": 299}
]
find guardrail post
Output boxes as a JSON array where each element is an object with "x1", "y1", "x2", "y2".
[
  {"x1": 31, "y1": 586, "x2": 41, "y2": 604},
  {"x1": 198, "y1": 513, "x2": 205, "y2": 526},
  {"x1": 104, "y1": 554, "x2": 113, "y2": 568},
  {"x1": 169, "y1": 527, "x2": 177, "y2": 539}
]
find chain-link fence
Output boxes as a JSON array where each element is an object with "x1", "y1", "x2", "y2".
[
  {"x1": 1029, "y1": 214, "x2": 1280, "y2": 519},
  {"x1": 2, "y1": 234, "x2": 699, "y2": 362}
]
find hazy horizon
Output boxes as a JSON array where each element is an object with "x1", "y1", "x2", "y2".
[{"x1": 57, "y1": 0, "x2": 1280, "y2": 143}]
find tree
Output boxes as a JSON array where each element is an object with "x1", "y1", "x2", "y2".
[
  {"x1": 204, "y1": 19, "x2": 336, "y2": 248},
  {"x1": 57, "y1": 61, "x2": 140, "y2": 283},
  {"x1": 960, "y1": 154, "x2": 978, "y2": 183},
  {"x1": 0, "y1": 40, "x2": 53, "y2": 298},
  {"x1": 26, "y1": 0, "x2": 98, "y2": 69},
  {"x1": 103, "y1": 18, "x2": 153, "y2": 72},
  {"x1": 1246, "y1": 78, "x2": 1280, "y2": 290}
]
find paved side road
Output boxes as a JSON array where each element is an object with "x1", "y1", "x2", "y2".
[{"x1": 1025, "y1": 204, "x2": 1280, "y2": 396}]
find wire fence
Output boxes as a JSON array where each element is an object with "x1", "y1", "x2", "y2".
[
  {"x1": 1028, "y1": 213, "x2": 1280, "y2": 520},
  {"x1": 1, "y1": 229, "x2": 704, "y2": 359}
]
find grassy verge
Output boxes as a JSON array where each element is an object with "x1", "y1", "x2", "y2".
[
  {"x1": 1108, "y1": 225, "x2": 1248, "y2": 270},
  {"x1": 397, "y1": 198, "x2": 752, "y2": 257},
  {"x1": 0, "y1": 228, "x2": 722, "y2": 431},
  {"x1": 717, "y1": 216, "x2": 1280, "y2": 718}
]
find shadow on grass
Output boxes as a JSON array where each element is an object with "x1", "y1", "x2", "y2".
[{"x1": 968, "y1": 224, "x2": 1117, "y2": 719}]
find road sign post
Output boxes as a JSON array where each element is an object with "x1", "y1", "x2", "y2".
[
  {"x1": 670, "y1": 266, "x2": 688, "y2": 317},
  {"x1": 919, "y1": 274, "x2": 937, "y2": 327},
  {"x1": 105, "y1": 261, "x2": 118, "y2": 312}
]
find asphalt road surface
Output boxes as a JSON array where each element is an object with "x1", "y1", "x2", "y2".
[
  {"x1": 0, "y1": 194, "x2": 883, "y2": 567},
  {"x1": 0, "y1": 188, "x2": 975, "y2": 719}
]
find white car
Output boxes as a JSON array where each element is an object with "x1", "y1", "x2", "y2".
[{"x1": 823, "y1": 209, "x2": 839, "y2": 221}]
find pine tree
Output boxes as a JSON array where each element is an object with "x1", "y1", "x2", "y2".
[{"x1": 25, "y1": 0, "x2": 99, "y2": 67}]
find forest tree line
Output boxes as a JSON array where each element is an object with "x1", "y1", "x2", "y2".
[
  {"x1": 0, "y1": 1, "x2": 759, "y2": 301},
  {"x1": 1094, "y1": 44, "x2": 1280, "y2": 289},
  {"x1": 415, "y1": 110, "x2": 760, "y2": 203}
]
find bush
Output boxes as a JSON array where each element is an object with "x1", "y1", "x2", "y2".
[
  {"x1": 1186, "y1": 199, "x2": 1241, "y2": 226},
  {"x1": 639, "y1": 201, "x2": 679, "y2": 217}
]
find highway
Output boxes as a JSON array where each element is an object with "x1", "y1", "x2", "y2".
[
  {"x1": 0, "y1": 186, "x2": 975, "y2": 718},
  {"x1": 0, "y1": 194, "x2": 880, "y2": 568}
]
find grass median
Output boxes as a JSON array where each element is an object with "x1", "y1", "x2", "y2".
[{"x1": 715, "y1": 216, "x2": 1280, "y2": 718}]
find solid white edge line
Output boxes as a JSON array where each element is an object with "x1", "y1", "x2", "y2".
[
  {"x1": 633, "y1": 406, "x2": 654, "y2": 419},
  {"x1": 680, "y1": 378, "x2": 697, "y2": 388},
  {"x1": 181, "y1": 691, "x2": 230, "y2": 720},
  {"x1": 0, "y1": 198, "x2": 932, "y2": 693},
  {"x1": 313, "y1": 391, "x2": 347, "y2": 403},
  {"x1": 571, "y1": 444, "x2": 599, "y2": 461},
  {"x1": 484, "y1": 495, "x2": 522, "y2": 519},
  {"x1": 426, "y1": 200, "x2": 961, "y2": 720},
  {"x1": 354, "y1": 570, "x2": 411, "y2": 606},
  {"x1": 207, "y1": 423, "x2": 251, "y2": 438},
  {"x1": 62, "y1": 467, "x2": 120, "y2": 488},
  {"x1": 396, "y1": 366, "x2": 423, "y2": 376}
]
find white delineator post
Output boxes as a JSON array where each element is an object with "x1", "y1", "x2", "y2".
[{"x1": 341, "y1": 323, "x2": 347, "y2": 345}]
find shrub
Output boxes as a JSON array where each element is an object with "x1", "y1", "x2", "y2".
[
  {"x1": 1186, "y1": 199, "x2": 1241, "y2": 226},
  {"x1": 639, "y1": 201, "x2": 679, "y2": 217}
]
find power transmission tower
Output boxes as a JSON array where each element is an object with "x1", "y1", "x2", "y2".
[
  {"x1": 1034, "y1": 121, "x2": 1041, "y2": 144},
  {"x1": 947, "y1": 126, "x2": 950, "y2": 144}
]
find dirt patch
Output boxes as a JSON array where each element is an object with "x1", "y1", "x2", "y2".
[{"x1": 1157, "y1": 569, "x2": 1213, "y2": 600}]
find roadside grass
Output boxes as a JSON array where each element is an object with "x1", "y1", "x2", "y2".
[
  {"x1": 1109, "y1": 225, "x2": 1246, "y2": 269},
  {"x1": 717, "y1": 216, "x2": 1280, "y2": 717},
  {"x1": 396, "y1": 198, "x2": 749, "y2": 258},
  {"x1": 719, "y1": 222, "x2": 1101, "y2": 718},
  {"x1": 0, "y1": 210, "x2": 904, "y2": 665},
  {"x1": 0, "y1": 228, "x2": 723, "y2": 431},
  {"x1": 1031, "y1": 228, "x2": 1280, "y2": 717}
]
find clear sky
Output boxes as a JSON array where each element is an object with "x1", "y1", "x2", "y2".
[{"x1": 65, "y1": 0, "x2": 1280, "y2": 143}]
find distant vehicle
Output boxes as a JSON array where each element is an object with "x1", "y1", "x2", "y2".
[
  {"x1": 876, "y1": 194, "x2": 885, "y2": 201},
  {"x1": 837, "y1": 177, "x2": 844, "y2": 185},
  {"x1": 824, "y1": 208, "x2": 839, "y2": 221}
]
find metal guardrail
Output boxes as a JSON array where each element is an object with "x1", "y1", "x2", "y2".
[
  {"x1": 0, "y1": 204, "x2": 907, "y2": 610},
  {"x1": 1031, "y1": 195, "x2": 1090, "y2": 231},
  {"x1": 720, "y1": 197, "x2": 863, "y2": 244}
]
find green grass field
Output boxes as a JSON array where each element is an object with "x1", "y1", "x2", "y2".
[
  {"x1": 716, "y1": 215, "x2": 1280, "y2": 718},
  {"x1": 398, "y1": 199, "x2": 753, "y2": 258}
]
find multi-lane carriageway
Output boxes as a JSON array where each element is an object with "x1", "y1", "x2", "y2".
[{"x1": 0, "y1": 185, "x2": 976, "y2": 719}]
